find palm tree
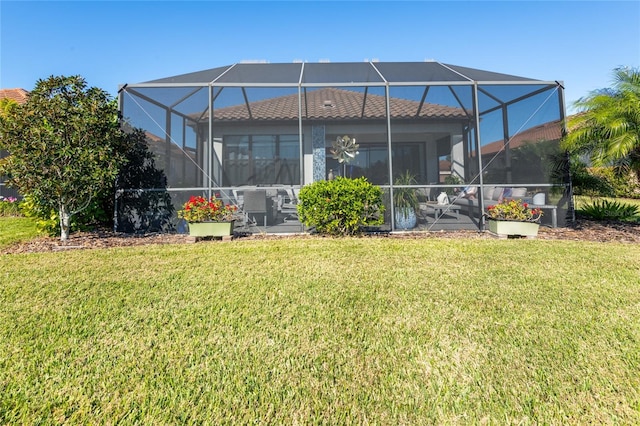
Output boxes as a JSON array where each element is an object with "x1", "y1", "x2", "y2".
[{"x1": 563, "y1": 67, "x2": 640, "y2": 179}]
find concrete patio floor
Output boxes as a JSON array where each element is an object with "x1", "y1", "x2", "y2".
[{"x1": 235, "y1": 209, "x2": 483, "y2": 235}]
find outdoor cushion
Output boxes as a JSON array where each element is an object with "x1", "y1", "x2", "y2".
[
  {"x1": 511, "y1": 187, "x2": 527, "y2": 198},
  {"x1": 482, "y1": 186, "x2": 496, "y2": 200},
  {"x1": 492, "y1": 187, "x2": 504, "y2": 200}
]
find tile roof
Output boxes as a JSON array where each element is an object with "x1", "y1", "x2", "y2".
[
  {"x1": 211, "y1": 87, "x2": 468, "y2": 122},
  {"x1": 144, "y1": 131, "x2": 196, "y2": 164},
  {"x1": 481, "y1": 119, "x2": 563, "y2": 155},
  {"x1": 0, "y1": 88, "x2": 29, "y2": 104}
]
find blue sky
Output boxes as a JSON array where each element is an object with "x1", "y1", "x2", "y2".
[{"x1": 1, "y1": 1, "x2": 639, "y2": 111}]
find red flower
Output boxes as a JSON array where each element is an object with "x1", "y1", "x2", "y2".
[{"x1": 178, "y1": 195, "x2": 238, "y2": 223}]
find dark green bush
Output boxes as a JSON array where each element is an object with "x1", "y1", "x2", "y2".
[
  {"x1": 589, "y1": 167, "x2": 640, "y2": 199},
  {"x1": 297, "y1": 177, "x2": 385, "y2": 236},
  {"x1": 571, "y1": 160, "x2": 640, "y2": 198},
  {"x1": 571, "y1": 163, "x2": 615, "y2": 197},
  {"x1": 579, "y1": 199, "x2": 639, "y2": 221}
]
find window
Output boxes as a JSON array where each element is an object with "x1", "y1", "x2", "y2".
[
  {"x1": 223, "y1": 135, "x2": 300, "y2": 185},
  {"x1": 326, "y1": 142, "x2": 426, "y2": 185}
]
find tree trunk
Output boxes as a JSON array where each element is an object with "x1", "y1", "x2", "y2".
[{"x1": 59, "y1": 204, "x2": 71, "y2": 241}]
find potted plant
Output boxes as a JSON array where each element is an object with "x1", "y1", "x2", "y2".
[
  {"x1": 485, "y1": 198, "x2": 543, "y2": 238},
  {"x1": 393, "y1": 171, "x2": 420, "y2": 229},
  {"x1": 178, "y1": 195, "x2": 238, "y2": 237}
]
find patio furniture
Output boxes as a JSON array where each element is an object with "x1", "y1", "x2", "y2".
[
  {"x1": 431, "y1": 203, "x2": 461, "y2": 220},
  {"x1": 421, "y1": 202, "x2": 461, "y2": 220},
  {"x1": 281, "y1": 187, "x2": 299, "y2": 222},
  {"x1": 242, "y1": 190, "x2": 268, "y2": 227}
]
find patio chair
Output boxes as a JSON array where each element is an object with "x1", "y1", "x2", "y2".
[
  {"x1": 242, "y1": 189, "x2": 268, "y2": 227},
  {"x1": 281, "y1": 187, "x2": 299, "y2": 222}
]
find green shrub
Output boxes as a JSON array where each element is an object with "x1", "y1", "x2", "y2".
[
  {"x1": 18, "y1": 193, "x2": 110, "y2": 236},
  {"x1": 297, "y1": 177, "x2": 385, "y2": 235},
  {"x1": 579, "y1": 199, "x2": 640, "y2": 221},
  {"x1": 589, "y1": 167, "x2": 640, "y2": 199},
  {"x1": 19, "y1": 194, "x2": 59, "y2": 235},
  {"x1": 572, "y1": 161, "x2": 640, "y2": 198},
  {"x1": 571, "y1": 163, "x2": 615, "y2": 197}
]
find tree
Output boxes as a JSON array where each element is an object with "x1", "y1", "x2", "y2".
[
  {"x1": 109, "y1": 128, "x2": 174, "y2": 234},
  {"x1": 563, "y1": 67, "x2": 640, "y2": 180},
  {"x1": 0, "y1": 98, "x2": 18, "y2": 176},
  {"x1": 0, "y1": 98, "x2": 18, "y2": 117},
  {"x1": 0, "y1": 75, "x2": 126, "y2": 240}
]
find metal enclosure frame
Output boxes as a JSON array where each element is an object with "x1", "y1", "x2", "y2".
[{"x1": 118, "y1": 61, "x2": 568, "y2": 234}]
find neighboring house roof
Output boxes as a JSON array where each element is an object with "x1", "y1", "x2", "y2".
[
  {"x1": 481, "y1": 119, "x2": 563, "y2": 155},
  {"x1": 0, "y1": 88, "x2": 29, "y2": 104},
  {"x1": 144, "y1": 131, "x2": 195, "y2": 165},
  {"x1": 210, "y1": 87, "x2": 469, "y2": 122}
]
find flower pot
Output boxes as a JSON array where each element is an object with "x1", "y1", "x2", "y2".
[
  {"x1": 188, "y1": 221, "x2": 234, "y2": 237},
  {"x1": 487, "y1": 219, "x2": 539, "y2": 238},
  {"x1": 395, "y1": 207, "x2": 417, "y2": 230}
]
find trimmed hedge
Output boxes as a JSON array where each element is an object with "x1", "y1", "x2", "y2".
[{"x1": 297, "y1": 177, "x2": 385, "y2": 235}]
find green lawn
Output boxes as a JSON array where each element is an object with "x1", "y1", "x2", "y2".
[
  {"x1": 0, "y1": 216, "x2": 39, "y2": 248},
  {"x1": 1, "y1": 235, "x2": 639, "y2": 424}
]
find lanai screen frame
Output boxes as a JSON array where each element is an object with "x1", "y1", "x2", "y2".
[{"x1": 118, "y1": 61, "x2": 567, "y2": 232}]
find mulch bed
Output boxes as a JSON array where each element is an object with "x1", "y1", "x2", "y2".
[{"x1": 3, "y1": 219, "x2": 639, "y2": 255}]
